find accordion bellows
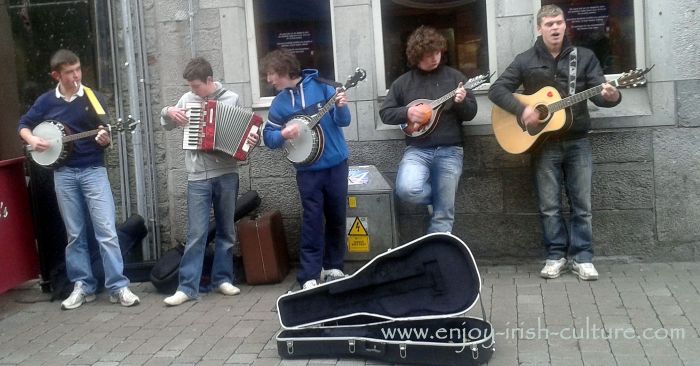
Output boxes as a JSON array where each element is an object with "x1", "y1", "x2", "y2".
[{"x1": 183, "y1": 100, "x2": 263, "y2": 161}]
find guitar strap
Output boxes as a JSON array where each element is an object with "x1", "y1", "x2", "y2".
[
  {"x1": 568, "y1": 47, "x2": 578, "y2": 96},
  {"x1": 83, "y1": 86, "x2": 106, "y2": 117}
]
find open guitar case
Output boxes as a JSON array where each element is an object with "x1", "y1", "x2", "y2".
[{"x1": 276, "y1": 233, "x2": 495, "y2": 365}]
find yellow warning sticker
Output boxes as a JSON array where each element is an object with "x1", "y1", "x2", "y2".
[
  {"x1": 347, "y1": 217, "x2": 369, "y2": 253},
  {"x1": 348, "y1": 217, "x2": 368, "y2": 236},
  {"x1": 348, "y1": 196, "x2": 357, "y2": 208}
]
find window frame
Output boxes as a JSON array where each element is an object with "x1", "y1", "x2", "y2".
[
  {"x1": 245, "y1": 0, "x2": 338, "y2": 108},
  {"x1": 371, "y1": 0, "x2": 498, "y2": 97}
]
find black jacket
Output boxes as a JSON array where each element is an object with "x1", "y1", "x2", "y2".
[
  {"x1": 380, "y1": 65, "x2": 477, "y2": 148},
  {"x1": 488, "y1": 36, "x2": 621, "y2": 140}
]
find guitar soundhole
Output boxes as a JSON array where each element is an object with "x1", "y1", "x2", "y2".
[{"x1": 535, "y1": 104, "x2": 550, "y2": 121}]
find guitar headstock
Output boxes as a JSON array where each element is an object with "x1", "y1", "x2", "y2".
[
  {"x1": 342, "y1": 68, "x2": 367, "y2": 90},
  {"x1": 464, "y1": 72, "x2": 493, "y2": 89},
  {"x1": 111, "y1": 116, "x2": 141, "y2": 133},
  {"x1": 610, "y1": 65, "x2": 655, "y2": 88}
]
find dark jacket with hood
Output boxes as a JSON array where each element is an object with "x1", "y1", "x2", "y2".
[{"x1": 488, "y1": 36, "x2": 621, "y2": 141}]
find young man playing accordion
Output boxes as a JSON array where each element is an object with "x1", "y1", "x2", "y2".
[{"x1": 160, "y1": 57, "x2": 259, "y2": 306}]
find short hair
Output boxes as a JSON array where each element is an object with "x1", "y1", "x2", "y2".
[
  {"x1": 182, "y1": 57, "x2": 213, "y2": 82},
  {"x1": 50, "y1": 49, "x2": 80, "y2": 72},
  {"x1": 405, "y1": 26, "x2": 447, "y2": 67},
  {"x1": 537, "y1": 5, "x2": 565, "y2": 26},
  {"x1": 259, "y1": 49, "x2": 301, "y2": 79}
]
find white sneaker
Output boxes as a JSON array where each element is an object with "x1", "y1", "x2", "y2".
[
  {"x1": 572, "y1": 261, "x2": 599, "y2": 281},
  {"x1": 540, "y1": 258, "x2": 568, "y2": 279},
  {"x1": 109, "y1": 287, "x2": 140, "y2": 307},
  {"x1": 302, "y1": 279, "x2": 318, "y2": 290},
  {"x1": 61, "y1": 281, "x2": 96, "y2": 310},
  {"x1": 216, "y1": 282, "x2": 241, "y2": 296},
  {"x1": 164, "y1": 291, "x2": 192, "y2": 306},
  {"x1": 321, "y1": 269, "x2": 345, "y2": 283}
]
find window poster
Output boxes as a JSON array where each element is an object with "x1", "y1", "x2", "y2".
[{"x1": 566, "y1": 4, "x2": 609, "y2": 33}]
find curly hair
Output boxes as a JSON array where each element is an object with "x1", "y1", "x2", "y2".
[
  {"x1": 405, "y1": 26, "x2": 446, "y2": 67},
  {"x1": 259, "y1": 49, "x2": 301, "y2": 79}
]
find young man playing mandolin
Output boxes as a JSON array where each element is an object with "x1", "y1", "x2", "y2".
[
  {"x1": 379, "y1": 25, "x2": 477, "y2": 234},
  {"x1": 18, "y1": 49, "x2": 140, "y2": 309},
  {"x1": 260, "y1": 49, "x2": 351, "y2": 290},
  {"x1": 488, "y1": 5, "x2": 621, "y2": 280}
]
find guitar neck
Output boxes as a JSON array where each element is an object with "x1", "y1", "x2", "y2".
[
  {"x1": 430, "y1": 88, "x2": 458, "y2": 108},
  {"x1": 63, "y1": 128, "x2": 102, "y2": 143},
  {"x1": 308, "y1": 88, "x2": 344, "y2": 129},
  {"x1": 548, "y1": 84, "x2": 605, "y2": 112}
]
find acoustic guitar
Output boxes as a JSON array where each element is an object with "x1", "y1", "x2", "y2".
[
  {"x1": 400, "y1": 73, "x2": 491, "y2": 137},
  {"x1": 491, "y1": 66, "x2": 653, "y2": 154}
]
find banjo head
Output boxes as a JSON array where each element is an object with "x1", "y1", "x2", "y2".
[
  {"x1": 30, "y1": 121, "x2": 68, "y2": 167},
  {"x1": 284, "y1": 118, "x2": 320, "y2": 164}
]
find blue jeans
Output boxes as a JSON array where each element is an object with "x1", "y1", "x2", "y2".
[
  {"x1": 178, "y1": 173, "x2": 239, "y2": 298},
  {"x1": 296, "y1": 160, "x2": 348, "y2": 285},
  {"x1": 395, "y1": 145, "x2": 463, "y2": 233},
  {"x1": 533, "y1": 137, "x2": 593, "y2": 263},
  {"x1": 54, "y1": 166, "x2": 128, "y2": 294}
]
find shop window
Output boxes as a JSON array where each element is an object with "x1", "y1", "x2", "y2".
[
  {"x1": 251, "y1": 0, "x2": 335, "y2": 99},
  {"x1": 541, "y1": 0, "x2": 638, "y2": 74},
  {"x1": 373, "y1": 0, "x2": 491, "y2": 95}
]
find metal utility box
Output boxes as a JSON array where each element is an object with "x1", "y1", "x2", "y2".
[{"x1": 345, "y1": 165, "x2": 398, "y2": 262}]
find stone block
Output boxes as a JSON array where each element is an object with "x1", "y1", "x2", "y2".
[
  {"x1": 590, "y1": 130, "x2": 653, "y2": 163},
  {"x1": 502, "y1": 168, "x2": 538, "y2": 213},
  {"x1": 252, "y1": 177, "x2": 301, "y2": 216},
  {"x1": 156, "y1": 0, "x2": 189, "y2": 22},
  {"x1": 220, "y1": 7, "x2": 250, "y2": 84},
  {"x1": 496, "y1": 0, "x2": 535, "y2": 17},
  {"x1": 248, "y1": 147, "x2": 296, "y2": 178},
  {"x1": 677, "y1": 80, "x2": 700, "y2": 127},
  {"x1": 495, "y1": 16, "x2": 534, "y2": 73},
  {"x1": 593, "y1": 210, "x2": 656, "y2": 258},
  {"x1": 454, "y1": 214, "x2": 542, "y2": 259},
  {"x1": 347, "y1": 140, "x2": 405, "y2": 173},
  {"x1": 456, "y1": 171, "x2": 503, "y2": 213},
  {"x1": 654, "y1": 128, "x2": 700, "y2": 242},
  {"x1": 645, "y1": 1, "x2": 700, "y2": 80},
  {"x1": 592, "y1": 163, "x2": 654, "y2": 210}
]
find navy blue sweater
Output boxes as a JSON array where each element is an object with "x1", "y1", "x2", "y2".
[{"x1": 18, "y1": 89, "x2": 107, "y2": 168}]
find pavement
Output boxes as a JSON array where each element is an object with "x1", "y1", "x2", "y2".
[{"x1": 1, "y1": 261, "x2": 700, "y2": 366}]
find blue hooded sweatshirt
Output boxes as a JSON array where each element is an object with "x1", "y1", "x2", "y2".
[{"x1": 263, "y1": 69, "x2": 351, "y2": 171}]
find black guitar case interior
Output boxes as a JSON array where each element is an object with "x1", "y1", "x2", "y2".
[{"x1": 276, "y1": 232, "x2": 494, "y2": 365}]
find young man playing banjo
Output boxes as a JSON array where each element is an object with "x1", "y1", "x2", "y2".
[
  {"x1": 260, "y1": 48, "x2": 351, "y2": 290},
  {"x1": 379, "y1": 26, "x2": 478, "y2": 235},
  {"x1": 488, "y1": 5, "x2": 621, "y2": 281},
  {"x1": 18, "y1": 49, "x2": 140, "y2": 310}
]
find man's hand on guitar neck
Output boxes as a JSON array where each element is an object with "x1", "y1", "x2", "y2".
[
  {"x1": 454, "y1": 82, "x2": 466, "y2": 103},
  {"x1": 601, "y1": 83, "x2": 620, "y2": 102},
  {"x1": 335, "y1": 89, "x2": 348, "y2": 108},
  {"x1": 95, "y1": 126, "x2": 111, "y2": 147}
]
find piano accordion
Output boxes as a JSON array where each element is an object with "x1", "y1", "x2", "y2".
[{"x1": 183, "y1": 100, "x2": 262, "y2": 161}]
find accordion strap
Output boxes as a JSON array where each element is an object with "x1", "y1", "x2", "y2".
[{"x1": 209, "y1": 88, "x2": 227, "y2": 101}]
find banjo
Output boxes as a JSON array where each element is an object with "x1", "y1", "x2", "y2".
[
  {"x1": 284, "y1": 68, "x2": 366, "y2": 165},
  {"x1": 26, "y1": 119, "x2": 133, "y2": 168}
]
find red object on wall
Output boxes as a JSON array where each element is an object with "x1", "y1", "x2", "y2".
[{"x1": 0, "y1": 157, "x2": 39, "y2": 294}]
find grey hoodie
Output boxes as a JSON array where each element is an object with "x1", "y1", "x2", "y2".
[{"x1": 161, "y1": 82, "x2": 240, "y2": 181}]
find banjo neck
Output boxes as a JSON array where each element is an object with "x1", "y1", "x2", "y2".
[
  {"x1": 62, "y1": 127, "x2": 107, "y2": 143},
  {"x1": 306, "y1": 89, "x2": 343, "y2": 130}
]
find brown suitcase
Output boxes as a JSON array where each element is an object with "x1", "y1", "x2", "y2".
[{"x1": 236, "y1": 210, "x2": 290, "y2": 285}]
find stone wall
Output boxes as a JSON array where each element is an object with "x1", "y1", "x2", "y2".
[{"x1": 146, "y1": 0, "x2": 700, "y2": 262}]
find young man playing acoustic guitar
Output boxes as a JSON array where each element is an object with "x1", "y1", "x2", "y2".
[
  {"x1": 488, "y1": 5, "x2": 621, "y2": 280},
  {"x1": 18, "y1": 49, "x2": 140, "y2": 309},
  {"x1": 260, "y1": 49, "x2": 350, "y2": 290},
  {"x1": 379, "y1": 25, "x2": 477, "y2": 234}
]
